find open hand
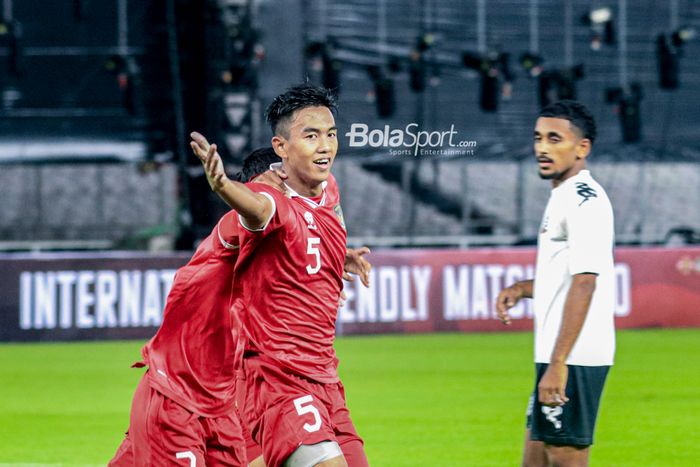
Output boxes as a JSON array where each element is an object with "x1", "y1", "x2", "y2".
[{"x1": 190, "y1": 131, "x2": 228, "y2": 192}]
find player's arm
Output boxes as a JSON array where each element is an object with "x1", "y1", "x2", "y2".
[
  {"x1": 539, "y1": 187, "x2": 611, "y2": 407},
  {"x1": 190, "y1": 132, "x2": 272, "y2": 230},
  {"x1": 538, "y1": 273, "x2": 596, "y2": 407},
  {"x1": 495, "y1": 279, "x2": 533, "y2": 325}
]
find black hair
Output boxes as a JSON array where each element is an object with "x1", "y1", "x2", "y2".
[
  {"x1": 235, "y1": 147, "x2": 280, "y2": 182},
  {"x1": 538, "y1": 100, "x2": 597, "y2": 143},
  {"x1": 264, "y1": 83, "x2": 337, "y2": 137}
]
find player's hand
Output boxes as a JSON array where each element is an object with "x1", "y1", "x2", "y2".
[
  {"x1": 338, "y1": 289, "x2": 347, "y2": 307},
  {"x1": 253, "y1": 168, "x2": 288, "y2": 195},
  {"x1": 190, "y1": 131, "x2": 229, "y2": 192},
  {"x1": 495, "y1": 283, "x2": 523, "y2": 325},
  {"x1": 343, "y1": 247, "x2": 371, "y2": 288},
  {"x1": 538, "y1": 362, "x2": 569, "y2": 407}
]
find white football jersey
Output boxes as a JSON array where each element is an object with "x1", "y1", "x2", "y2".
[{"x1": 533, "y1": 170, "x2": 616, "y2": 366}]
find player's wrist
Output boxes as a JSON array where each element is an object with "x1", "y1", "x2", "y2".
[
  {"x1": 212, "y1": 176, "x2": 232, "y2": 193},
  {"x1": 513, "y1": 281, "x2": 527, "y2": 299},
  {"x1": 549, "y1": 357, "x2": 567, "y2": 366}
]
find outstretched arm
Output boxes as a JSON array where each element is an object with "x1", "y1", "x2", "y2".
[{"x1": 190, "y1": 132, "x2": 273, "y2": 230}]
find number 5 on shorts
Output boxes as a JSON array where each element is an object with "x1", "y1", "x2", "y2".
[{"x1": 293, "y1": 395, "x2": 322, "y2": 432}]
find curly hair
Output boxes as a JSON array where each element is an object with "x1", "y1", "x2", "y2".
[{"x1": 539, "y1": 100, "x2": 597, "y2": 143}]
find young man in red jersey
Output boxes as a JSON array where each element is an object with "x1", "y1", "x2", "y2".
[
  {"x1": 109, "y1": 145, "x2": 370, "y2": 467},
  {"x1": 190, "y1": 83, "x2": 369, "y2": 467}
]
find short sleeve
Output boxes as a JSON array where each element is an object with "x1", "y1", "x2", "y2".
[
  {"x1": 238, "y1": 182, "x2": 289, "y2": 235},
  {"x1": 566, "y1": 184, "x2": 614, "y2": 276},
  {"x1": 217, "y1": 210, "x2": 240, "y2": 250}
]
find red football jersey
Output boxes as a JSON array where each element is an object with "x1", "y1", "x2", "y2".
[
  {"x1": 141, "y1": 210, "x2": 243, "y2": 417},
  {"x1": 233, "y1": 174, "x2": 347, "y2": 383}
]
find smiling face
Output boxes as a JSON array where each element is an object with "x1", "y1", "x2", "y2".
[
  {"x1": 534, "y1": 116, "x2": 591, "y2": 187},
  {"x1": 271, "y1": 106, "x2": 338, "y2": 197}
]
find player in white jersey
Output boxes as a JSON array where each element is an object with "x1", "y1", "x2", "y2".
[{"x1": 496, "y1": 100, "x2": 615, "y2": 467}]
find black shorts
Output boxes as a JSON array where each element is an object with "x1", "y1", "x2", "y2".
[{"x1": 526, "y1": 363, "x2": 610, "y2": 447}]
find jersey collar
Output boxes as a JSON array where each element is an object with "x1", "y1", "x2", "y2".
[
  {"x1": 269, "y1": 162, "x2": 328, "y2": 208},
  {"x1": 553, "y1": 169, "x2": 591, "y2": 192}
]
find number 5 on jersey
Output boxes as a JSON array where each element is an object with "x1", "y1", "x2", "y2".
[
  {"x1": 306, "y1": 237, "x2": 321, "y2": 274},
  {"x1": 293, "y1": 395, "x2": 322, "y2": 432}
]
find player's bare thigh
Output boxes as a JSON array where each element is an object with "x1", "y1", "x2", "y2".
[
  {"x1": 246, "y1": 447, "x2": 347, "y2": 467},
  {"x1": 522, "y1": 430, "x2": 547, "y2": 467},
  {"x1": 284, "y1": 441, "x2": 348, "y2": 467},
  {"x1": 522, "y1": 430, "x2": 590, "y2": 467},
  {"x1": 544, "y1": 444, "x2": 590, "y2": 467}
]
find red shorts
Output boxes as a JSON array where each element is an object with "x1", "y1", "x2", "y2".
[
  {"x1": 235, "y1": 370, "x2": 264, "y2": 463},
  {"x1": 240, "y1": 355, "x2": 367, "y2": 467},
  {"x1": 109, "y1": 374, "x2": 247, "y2": 466}
]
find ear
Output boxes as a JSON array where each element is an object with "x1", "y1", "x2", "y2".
[
  {"x1": 271, "y1": 135, "x2": 288, "y2": 160},
  {"x1": 576, "y1": 138, "x2": 592, "y2": 160}
]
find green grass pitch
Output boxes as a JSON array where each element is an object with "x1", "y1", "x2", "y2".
[{"x1": 1, "y1": 329, "x2": 698, "y2": 466}]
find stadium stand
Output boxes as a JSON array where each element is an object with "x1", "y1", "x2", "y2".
[{"x1": 1, "y1": 0, "x2": 699, "y2": 249}]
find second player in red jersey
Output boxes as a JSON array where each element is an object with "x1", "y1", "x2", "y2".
[{"x1": 109, "y1": 148, "x2": 283, "y2": 467}]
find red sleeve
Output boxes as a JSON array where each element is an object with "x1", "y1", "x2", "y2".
[
  {"x1": 238, "y1": 182, "x2": 290, "y2": 235},
  {"x1": 216, "y1": 210, "x2": 240, "y2": 250}
]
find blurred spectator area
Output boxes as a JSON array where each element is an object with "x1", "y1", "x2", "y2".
[
  {"x1": 2, "y1": 157, "x2": 697, "y2": 248},
  {"x1": 0, "y1": 162, "x2": 178, "y2": 250},
  {"x1": 298, "y1": 0, "x2": 700, "y2": 152},
  {"x1": 1, "y1": 0, "x2": 700, "y2": 249},
  {"x1": 333, "y1": 158, "x2": 700, "y2": 246}
]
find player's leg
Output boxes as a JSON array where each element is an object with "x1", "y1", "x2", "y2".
[
  {"x1": 201, "y1": 411, "x2": 248, "y2": 467},
  {"x1": 126, "y1": 374, "x2": 207, "y2": 466},
  {"x1": 544, "y1": 444, "x2": 590, "y2": 467},
  {"x1": 522, "y1": 391, "x2": 547, "y2": 467},
  {"x1": 328, "y1": 382, "x2": 369, "y2": 467},
  {"x1": 530, "y1": 364, "x2": 610, "y2": 467},
  {"x1": 107, "y1": 431, "x2": 134, "y2": 466},
  {"x1": 108, "y1": 374, "x2": 146, "y2": 467},
  {"x1": 108, "y1": 375, "x2": 146, "y2": 467},
  {"x1": 283, "y1": 380, "x2": 369, "y2": 467},
  {"x1": 236, "y1": 371, "x2": 266, "y2": 467},
  {"x1": 259, "y1": 390, "x2": 343, "y2": 467},
  {"x1": 245, "y1": 426, "x2": 265, "y2": 467},
  {"x1": 521, "y1": 431, "x2": 547, "y2": 467},
  {"x1": 336, "y1": 438, "x2": 366, "y2": 467},
  {"x1": 283, "y1": 442, "x2": 347, "y2": 467},
  {"x1": 243, "y1": 356, "x2": 345, "y2": 467}
]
